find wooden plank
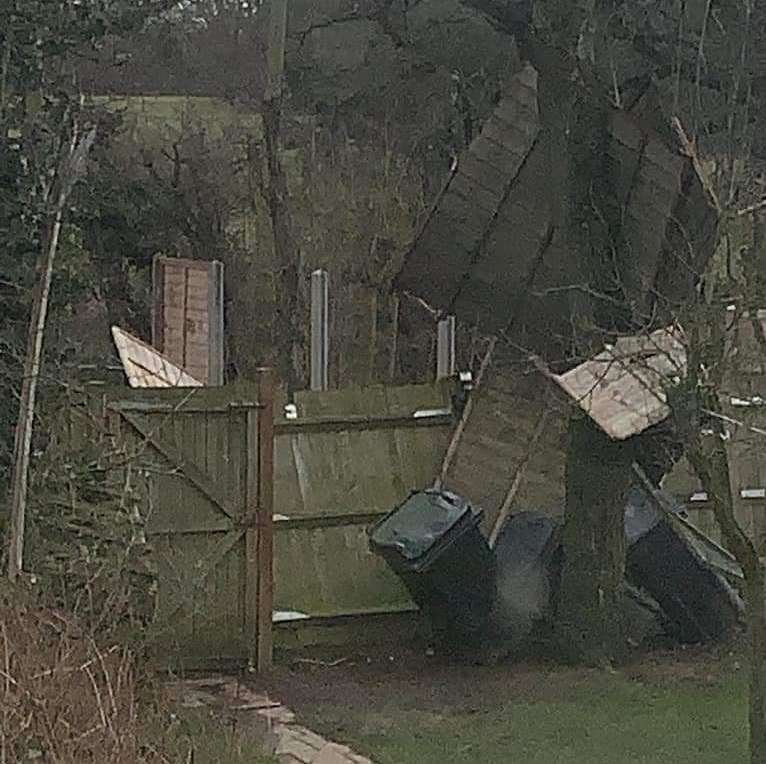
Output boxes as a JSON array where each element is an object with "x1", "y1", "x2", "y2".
[
  {"x1": 228, "y1": 403, "x2": 247, "y2": 512},
  {"x1": 114, "y1": 403, "x2": 247, "y2": 414},
  {"x1": 294, "y1": 381, "x2": 451, "y2": 417},
  {"x1": 208, "y1": 260, "x2": 224, "y2": 385},
  {"x1": 190, "y1": 409, "x2": 208, "y2": 476},
  {"x1": 273, "y1": 525, "x2": 412, "y2": 617},
  {"x1": 275, "y1": 412, "x2": 452, "y2": 435},
  {"x1": 151, "y1": 255, "x2": 166, "y2": 353},
  {"x1": 245, "y1": 404, "x2": 260, "y2": 668},
  {"x1": 152, "y1": 256, "x2": 224, "y2": 385},
  {"x1": 185, "y1": 270, "x2": 210, "y2": 289},
  {"x1": 107, "y1": 382, "x2": 260, "y2": 408},
  {"x1": 205, "y1": 410, "x2": 228, "y2": 479},
  {"x1": 150, "y1": 528, "x2": 245, "y2": 631},
  {"x1": 273, "y1": 511, "x2": 388, "y2": 530},
  {"x1": 256, "y1": 369, "x2": 276, "y2": 672},
  {"x1": 118, "y1": 409, "x2": 237, "y2": 520}
]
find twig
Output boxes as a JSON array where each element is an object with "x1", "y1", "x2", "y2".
[
  {"x1": 737, "y1": 198, "x2": 766, "y2": 217},
  {"x1": 293, "y1": 657, "x2": 349, "y2": 668},
  {"x1": 1, "y1": 620, "x2": 9, "y2": 764},
  {"x1": 84, "y1": 665, "x2": 109, "y2": 735},
  {"x1": 702, "y1": 408, "x2": 766, "y2": 438},
  {"x1": 671, "y1": 115, "x2": 721, "y2": 213},
  {"x1": 31, "y1": 645, "x2": 120, "y2": 681},
  {"x1": 401, "y1": 291, "x2": 440, "y2": 318}
]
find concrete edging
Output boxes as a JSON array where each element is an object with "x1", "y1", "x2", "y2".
[{"x1": 166, "y1": 676, "x2": 374, "y2": 764}]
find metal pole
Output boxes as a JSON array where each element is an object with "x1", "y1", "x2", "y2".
[
  {"x1": 436, "y1": 315, "x2": 456, "y2": 381},
  {"x1": 310, "y1": 269, "x2": 329, "y2": 391}
]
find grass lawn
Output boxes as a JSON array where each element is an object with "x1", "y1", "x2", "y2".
[{"x1": 267, "y1": 645, "x2": 749, "y2": 763}]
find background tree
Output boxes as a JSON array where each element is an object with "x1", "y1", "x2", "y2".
[{"x1": 1, "y1": 0, "x2": 175, "y2": 572}]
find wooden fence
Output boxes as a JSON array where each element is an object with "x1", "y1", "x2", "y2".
[
  {"x1": 663, "y1": 369, "x2": 766, "y2": 555},
  {"x1": 271, "y1": 382, "x2": 453, "y2": 634},
  {"x1": 63, "y1": 362, "x2": 766, "y2": 666},
  {"x1": 70, "y1": 375, "x2": 274, "y2": 671},
  {"x1": 68, "y1": 378, "x2": 452, "y2": 667}
]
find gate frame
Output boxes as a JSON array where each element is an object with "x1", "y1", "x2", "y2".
[{"x1": 101, "y1": 369, "x2": 275, "y2": 672}]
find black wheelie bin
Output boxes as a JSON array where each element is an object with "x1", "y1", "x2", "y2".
[{"x1": 369, "y1": 488, "x2": 496, "y2": 649}]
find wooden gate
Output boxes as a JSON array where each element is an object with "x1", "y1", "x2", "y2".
[{"x1": 105, "y1": 375, "x2": 274, "y2": 671}]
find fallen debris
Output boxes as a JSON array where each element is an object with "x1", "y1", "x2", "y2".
[
  {"x1": 624, "y1": 483, "x2": 743, "y2": 643},
  {"x1": 369, "y1": 485, "x2": 743, "y2": 659},
  {"x1": 111, "y1": 325, "x2": 203, "y2": 388},
  {"x1": 550, "y1": 327, "x2": 687, "y2": 440}
]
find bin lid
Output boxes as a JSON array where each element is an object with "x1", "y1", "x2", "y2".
[
  {"x1": 624, "y1": 485, "x2": 684, "y2": 545},
  {"x1": 369, "y1": 490, "x2": 473, "y2": 561},
  {"x1": 494, "y1": 511, "x2": 557, "y2": 567}
]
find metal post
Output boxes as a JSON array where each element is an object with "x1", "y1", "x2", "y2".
[
  {"x1": 436, "y1": 315, "x2": 456, "y2": 381},
  {"x1": 310, "y1": 269, "x2": 329, "y2": 391}
]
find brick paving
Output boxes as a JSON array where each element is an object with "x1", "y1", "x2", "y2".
[{"x1": 165, "y1": 676, "x2": 374, "y2": 764}]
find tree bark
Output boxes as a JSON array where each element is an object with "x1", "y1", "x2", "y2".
[
  {"x1": 262, "y1": 101, "x2": 302, "y2": 393},
  {"x1": 747, "y1": 570, "x2": 766, "y2": 764},
  {"x1": 262, "y1": 0, "x2": 302, "y2": 394},
  {"x1": 556, "y1": 415, "x2": 634, "y2": 665},
  {"x1": 686, "y1": 410, "x2": 766, "y2": 764}
]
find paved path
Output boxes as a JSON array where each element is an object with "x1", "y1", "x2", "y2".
[{"x1": 166, "y1": 676, "x2": 374, "y2": 764}]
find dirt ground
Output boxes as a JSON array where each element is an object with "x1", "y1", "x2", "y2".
[
  {"x1": 260, "y1": 640, "x2": 748, "y2": 764},
  {"x1": 266, "y1": 641, "x2": 736, "y2": 714}
]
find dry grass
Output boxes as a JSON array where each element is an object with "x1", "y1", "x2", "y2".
[
  {"x1": 0, "y1": 600, "x2": 142, "y2": 763},
  {"x1": 0, "y1": 595, "x2": 278, "y2": 763}
]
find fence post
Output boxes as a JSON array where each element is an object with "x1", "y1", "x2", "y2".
[
  {"x1": 255, "y1": 368, "x2": 275, "y2": 673},
  {"x1": 310, "y1": 269, "x2": 329, "y2": 391},
  {"x1": 436, "y1": 315, "x2": 456, "y2": 381}
]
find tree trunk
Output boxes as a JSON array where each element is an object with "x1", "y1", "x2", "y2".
[
  {"x1": 261, "y1": 0, "x2": 302, "y2": 394},
  {"x1": 747, "y1": 570, "x2": 766, "y2": 764},
  {"x1": 262, "y1": 100, "x2": 302, "y2": 394},
  {"x1": 686, "y1": 416, "x2": 766, "y2": 764},
  {"x1": 6, "y1": 122, "x2": 94, "y2": 580},
  {"x1": 746, "y1": 209, "x2": 766, "y2": 764},
  {"x1": 7, "y1": 194, "x2": 64, "y2": 580},
  {"x1": 556, "y1": 415, "x2": 634, "y2": 664}
]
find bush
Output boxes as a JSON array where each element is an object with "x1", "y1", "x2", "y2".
[{"x1": 0, "y1": 585, "x2": 141, "y2": 762}]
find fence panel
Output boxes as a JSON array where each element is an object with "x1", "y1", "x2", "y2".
[
  {"x1": 102, "y1": 381, "x2": 273, "y2": 670},
  {"x1": 272, "y1": 382, "x2": 453, "y2": 620}
]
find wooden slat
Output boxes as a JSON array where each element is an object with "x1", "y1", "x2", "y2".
[
  {"x1": 151, "y1": 529, "x2": 245, "y2": 630},
  {"x1": 152, "y1": 256, "x2": 166, "y2": 353},
  {"x1": 275, "y1": 412, "x2": 452, "y2": 435},
  {"x1": 245, "y1": 404, "x2": 260, "y2": 667},
  {"x1": 208, "y1": 260, "x2": 224, "y2": 385},
  {"x1": 117, "y1": 409, "x2": 237, "y2": 520},
  {"x1": 256, "y1": 369, "x2": 276, "y2": 672},
  {"x1": 273, "y1": 511, "x2": 388, "y2": 530},
  {"x1": 152, "y1": 255, "x2": 224, "y2": 385}
]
